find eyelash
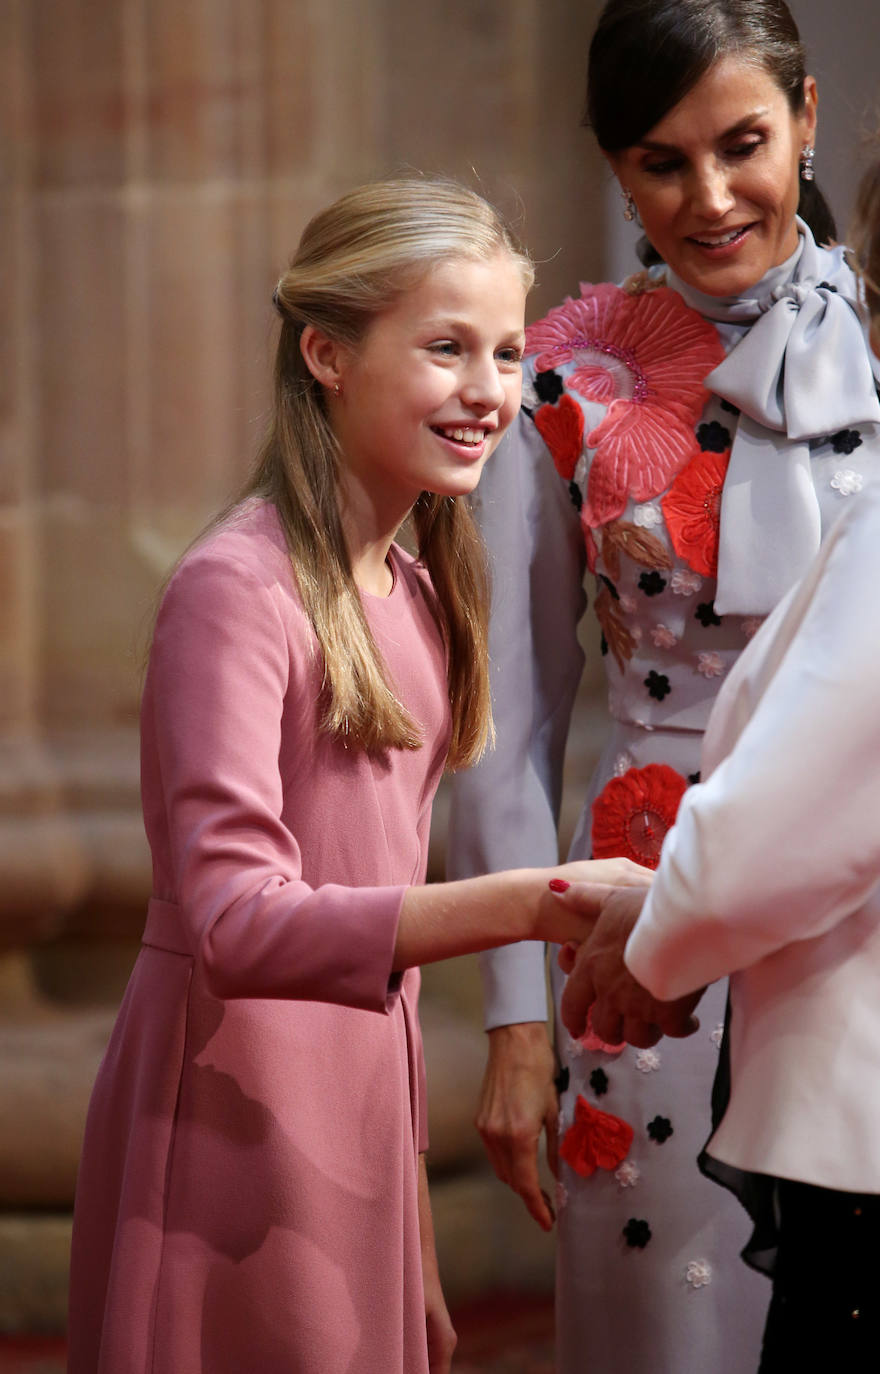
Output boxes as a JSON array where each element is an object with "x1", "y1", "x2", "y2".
[
  {"x1": 427, "y1": 341, "x2": 523, "y2": 365},
  {"x1": 645, "y1": 138, "x2": 764, "y2": 177}
]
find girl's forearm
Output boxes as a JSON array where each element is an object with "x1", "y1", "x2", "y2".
[{"x1": 393, "y1": 869, "x2": 551, "y2": 969}]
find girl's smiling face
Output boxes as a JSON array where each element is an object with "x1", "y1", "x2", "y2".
[
  {"x1": 609, "y1": 54, "x2": 818, "y2": 298},
  {"x1": 325, "y1": 250, "x2": 527, "y2": 527}
]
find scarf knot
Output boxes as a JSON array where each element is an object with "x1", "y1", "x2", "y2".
[{"x1": 673, "y1": 221, "x2": 880, "y2": 614}]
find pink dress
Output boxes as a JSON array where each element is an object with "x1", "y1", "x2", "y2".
[{"x1": 67, "y1": 500, "x2": 451, "y2": 1374}]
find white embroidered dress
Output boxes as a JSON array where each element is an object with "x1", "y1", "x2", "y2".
[{"x1": 448, "y1": 226, "x2": 880, "y2": 1374}]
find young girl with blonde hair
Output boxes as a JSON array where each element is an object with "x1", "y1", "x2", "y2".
[{"x1": 66, "y1": 176, "x2": 644, "y2": 1374}]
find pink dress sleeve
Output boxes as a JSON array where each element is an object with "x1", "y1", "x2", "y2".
[{"x1": 142, "y1": 544, "x2": 407, "y2": 1013}]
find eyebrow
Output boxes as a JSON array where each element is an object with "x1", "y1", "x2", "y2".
[{"x1": 636, "y1": 109, "x2": 769, "y2": 152}]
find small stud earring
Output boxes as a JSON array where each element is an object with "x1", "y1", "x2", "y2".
[
  {"x1": 333, "y1": 382, "x2": 341, "y2": 397},
  {"x1": 800, "y1": 144, "x2": 815, "y2": 182},
  {"x1": 621, "y1": 187, "x2": 637, "y2": 222}
]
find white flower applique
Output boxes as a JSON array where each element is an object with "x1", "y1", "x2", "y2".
[
  {"x1": 831, "y1": 469, "x2": 864, "y2": 496},
  {"x1": 634, "y1": 502, "x2": 662, "y2": 529},
  {"x1": 696, "y1": 651, "x2": 725, "y2": 679},
  {"x1": 619, "y1": 592, "x2": 638, "y2": 614},
  {"x1": 671, "y1": 568, "x2": 703, "y2": 597},
  {"x1": 651, "y1": 624, "x2": 678, "y2": 649},
  {"x1": 741, "y1": 616, "x2": 765, "y2": 640},
  {"x1": 685, "y1": 1259, "x2": 712, "y2": 1289},
  {"x1": 635, "y1": 1049, "x2": 661, "y2": 1074},
  {"x1": 615, "y1": 1161, "x2": 641, "y2": 1189},
  {"x1": 614, "y1": 752, "x2": 635, "y2": 777},
  {"x1": 710, "y1": 1023, "x2": 725, "y2": 1049}
]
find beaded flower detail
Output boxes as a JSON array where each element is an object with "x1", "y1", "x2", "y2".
[
  {"x1": 623, "y1": 1218, "x2": 652, "y2": 1249},
  {"x1": 685, "y1": 1259, "x2": 712, "y2": 1289},
  {"x1": 525, "y1": 283, "x2": 725, "y2": 527},
  {"x1": 661, "y1": 448, "x2": 730, "y2": 576},
  {"x1": 592, "y1": 764, "x2": 688, "y2": 868},
  {"x1": 615, "y1": 1161, "x2": 641, "y2": 1189},
  {"x1": 647, "y1": 1115, "x2": 674, "y2": 1144},
  {"x1": 635, "y1": 1049, "x2": 661, "y2": 1074},
  {"x1": 831, "y1": 469, "x2": 864, "y2": 496},
  {"x1": 559, "y1": 1095, "x2": 634, "y2": 1179}
]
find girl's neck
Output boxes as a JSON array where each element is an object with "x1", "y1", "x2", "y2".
[
  {"x1": 350, "y1": 540, "x2": 396, "y2": 597},
  {"x1": 338, "y1": 474, "x2": 410, "y2": 598}
]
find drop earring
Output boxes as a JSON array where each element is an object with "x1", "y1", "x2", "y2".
[
  {"x1": 800, "y1": 145, "x2": 815, "y2": 182},
  {"x1": 621, "y1": 187, "x2": 637, "y2": 222}
]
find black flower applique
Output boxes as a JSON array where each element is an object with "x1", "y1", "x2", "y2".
[
  {"x1": 534, "y1": 369, "x2": 564, "y2": 404},
  {"x1": 645, "y1": 671, "x2": 671, "y2": 701},
  {"x1": 569, "y1": 480, "x2": 583, "y2": 512},
  {"x1": 639, "y1": 571, "x2": 667, "y2": 597},
  {"x1": 623, "y1": 1218, "x2": 652, "y2": 1249},
  {"x1": 818, "y1": 281, "x2": 839, "y2": 294},
  {"x1": 720, "y1": 398, "x2": 740, "y2": 416},
  {"x1": 830, "y1": 429, "x2": 863, "y2": 456},
  {"x1": 688, "y1": 772, "x2": 701, "y2": 785},
  {"x1": 695, "y1": 601, "x2": 722, "y2": 628},
  {"x1": 697, "y1": 420, "x2": 732, "y2": 453},
  {"x1": 554, "y1": 1065, "x2": 570, "y2": 1095},
  {"x1": 590, "y1": 1068, "x2": 609, "y2": 1098},
  {"x1": 647, "y1": 1115, "x2": 674, "y2": 1144}
]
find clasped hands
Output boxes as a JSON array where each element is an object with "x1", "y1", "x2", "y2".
[{"x1": 555, "y1": 880, "x2": 703, "y2": 1049}]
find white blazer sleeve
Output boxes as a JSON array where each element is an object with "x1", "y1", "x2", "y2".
[
  {"x1": 626, "y1": 479, "x2": 880, "y2": 1001},
  {"x1": 446, "y1": 407, "x2": 587, "y2": 1027}
]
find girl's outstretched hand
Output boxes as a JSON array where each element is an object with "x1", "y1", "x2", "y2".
[{"x1": 534, "y1": 857, "x2": 654, "y2": 947}]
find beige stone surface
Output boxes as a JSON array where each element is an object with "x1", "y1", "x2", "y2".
[
  {"x1": 0, "y1": 1214, "x2": 71, "y2": 1333},
  {"x1": 0, "y1": 996, "x2": 114, "y2": 1209}
]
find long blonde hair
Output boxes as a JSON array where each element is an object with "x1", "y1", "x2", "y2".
[{"x1": 247, "y1": 176, "x2": 533, "y2": 767}]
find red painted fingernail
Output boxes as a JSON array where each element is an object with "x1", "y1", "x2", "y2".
[{"x1": 548, "y1": 879, "x2": 570, "y2": 892}]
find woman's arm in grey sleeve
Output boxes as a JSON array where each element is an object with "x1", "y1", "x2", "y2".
[{"x1": 446, "y1": 408, "x2": 587, "y2": 1027}]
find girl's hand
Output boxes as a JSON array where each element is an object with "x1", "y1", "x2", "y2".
[
  {"x1": 418, "y1": 1156, "x2": 457, "y2": 1373},
  {"x1": 535, "y1": 857, "x2": 653, "y2": 945}
]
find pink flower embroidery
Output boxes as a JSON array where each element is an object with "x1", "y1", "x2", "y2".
[
  {"x1": 525, "y1": 284, "x2": 725, "y2": 527},
  {"x1": 696, "y1": 651, "x2": 725, "y2": 679},
  {"x1": 651, "y1": 624, "x2": 678, "y2": 649}
]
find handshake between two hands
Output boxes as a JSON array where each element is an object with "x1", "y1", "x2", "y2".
[{"x1": 550, "y1": 877, "x2": 704, "y2": 1050}]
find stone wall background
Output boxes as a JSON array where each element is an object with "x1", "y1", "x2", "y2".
[{"x1": 1, "y1": 0, "x2": 878, "y2": 1334}]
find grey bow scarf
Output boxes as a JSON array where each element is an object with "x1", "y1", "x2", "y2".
[{"x1": 668, "y1": 220, "x2": 880, "y2": 615}]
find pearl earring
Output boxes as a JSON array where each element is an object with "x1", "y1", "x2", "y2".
[
  {"x1": 621, "y1": 187, "x2": 637, "y2": 222},
  {"x1": 800, "y1": 145, "x2": 815, "y2": 182}
]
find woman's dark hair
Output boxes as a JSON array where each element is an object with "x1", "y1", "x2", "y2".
[{"x1": 586, "y1": 0, "x2": 836, "y2": 251}]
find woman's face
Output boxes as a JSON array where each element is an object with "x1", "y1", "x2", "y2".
[{"x1": 609, "y1": 54, "x2": 818, "y2": 297}]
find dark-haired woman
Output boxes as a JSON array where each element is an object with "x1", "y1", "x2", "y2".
[{"x1": 448, "y1": 2, "x2": 880, "y2": 1370}]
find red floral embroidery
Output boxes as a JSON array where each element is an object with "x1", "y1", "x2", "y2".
[
  {"x1": 560, "y1": 1095, "x2": 634, "y2": 1178},
  {"x1": 534, "y1": 393, "x2": 584, "y2": 481},
  {"x1": 525, "y1": 285, "x2": 725, "y2": 528},
  {"x1": 661, "y1": 449, "x2": 730, "y2": 577},
  {"x1": 591, "y1": 764, "x2": 688, "y2": 869}
]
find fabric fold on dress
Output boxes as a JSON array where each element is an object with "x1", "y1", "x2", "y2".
[{"x1": 669, "y1": 221, "x2": 880, "y2": 615}]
